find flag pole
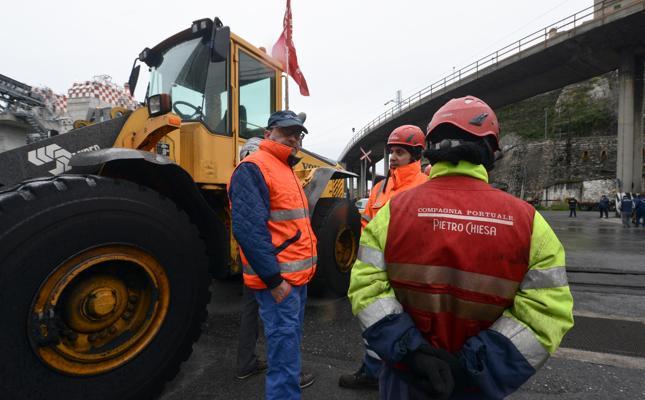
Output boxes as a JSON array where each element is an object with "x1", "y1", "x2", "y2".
[{"x1": 285, "y1": 45, "x2": 290, "y2": 110}]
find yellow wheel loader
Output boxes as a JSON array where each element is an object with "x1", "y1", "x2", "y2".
[{"x1": 0, "y1": 18, "x2": 359, "y2": 400}]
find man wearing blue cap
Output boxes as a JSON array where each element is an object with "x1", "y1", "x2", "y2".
[{"x1": 229, "y1": 110, "x2": 316, "y2": 399}]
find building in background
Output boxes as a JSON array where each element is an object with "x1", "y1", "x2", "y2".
[{"x1": 0, "y1": 74, "x2": 138, "y2": 153}]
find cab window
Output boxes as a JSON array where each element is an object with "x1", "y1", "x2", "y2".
[
  {"x1": 203, "y1": 60, "x2": 229, "y2": 134},
  {"x1": 149, "y1": 37, "x2": 229, "y2": 135},
  {"x1": 238, "y1": 51, "x2": 276, "y2": 139}
]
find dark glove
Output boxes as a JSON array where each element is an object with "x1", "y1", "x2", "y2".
[
  {"x1": 417, "y1": 345, "x2": 471, "y2": 392},
  {"x1": 403, "y1": 346, "x2": 454, "y2": 399}
]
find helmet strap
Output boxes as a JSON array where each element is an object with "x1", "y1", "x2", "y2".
[{"x1": 381, "y1": 170, "x2": 390, "y2": 194}]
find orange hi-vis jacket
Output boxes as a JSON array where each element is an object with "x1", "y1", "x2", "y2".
[
  {"x1": 361, "y1": 160, "x2": 428, "y2": 229},
  {"x1": 235, "y1": 140, "x2": 317, "y2": 289}
]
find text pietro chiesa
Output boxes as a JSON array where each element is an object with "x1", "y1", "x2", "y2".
[{"x1": 417, "y1": 208, "x2": 515, "y2": 237}]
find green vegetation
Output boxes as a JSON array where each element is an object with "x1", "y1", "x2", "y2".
[
  {"x1": 531, "y1": 202, "x2": 570, "y2": 211},
  {"x1": 548, "y1": 202, "x2": 571, "y2": 211},
  {"x1": 497, "y1": 72, "x2": 617, "y2": 141},
  {"x1": 497, "y1": 90, "x2": 561, "y2": 140}
]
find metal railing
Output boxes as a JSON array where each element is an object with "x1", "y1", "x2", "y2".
[{"x1": 339, "y1": 0, "x2": 644, "y2": 160}]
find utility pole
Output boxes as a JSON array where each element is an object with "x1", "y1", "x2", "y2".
[
  {"x1": 395, "y1": 89, "x2": 402, "y2": 112},
  {"x1": 544, "y1": 108, "x2": 548, "y2": 140}
]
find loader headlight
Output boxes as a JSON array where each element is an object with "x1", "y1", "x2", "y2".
[
  {"x1": 138, "y1": 47, "x2": 162, "y2": 68},
  {"x1": 191, "y1": 18, "x2": 212, "y2": 34},
  {"x1": 139, "y1": 48, "x2": 150, "y2": 62},
  {"x1": 147, "y1": 94, "x2": 172, "y2": 117}
]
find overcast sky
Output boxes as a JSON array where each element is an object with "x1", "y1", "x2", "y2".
[{"x1": 2, "y1": 0, "x2": 592, "y2": 159}]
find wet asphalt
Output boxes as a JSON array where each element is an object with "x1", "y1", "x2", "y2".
[{"x1": 160, "y1": 211, "x2": 645, "y2": 399}]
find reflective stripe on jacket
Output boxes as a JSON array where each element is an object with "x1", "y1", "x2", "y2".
[
  {"x1": 361, "y1": 160, "x2": 428, "y2": 229},
  {"x1": 234, "y1": 139, "x2": 317, "y2": 289},
  {"x1": 348, "y1": 160, "x2": 574, "y2": 399}
]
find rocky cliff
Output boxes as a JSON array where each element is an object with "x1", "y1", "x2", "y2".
[{"x1": 489, "y1": 71, "x2": 644, "y2": 203}]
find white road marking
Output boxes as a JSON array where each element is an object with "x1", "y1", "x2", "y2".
[
  {"x1": 554, "y1": 347, "x2": 645, "y2": 370},
  {"x1": 574, "y1": 310, "x2": 645, "y2": 324}
]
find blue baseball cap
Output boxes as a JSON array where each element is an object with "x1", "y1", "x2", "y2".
[{"x1": 266, "y1": 110, "x2": 308, "y2": 133}]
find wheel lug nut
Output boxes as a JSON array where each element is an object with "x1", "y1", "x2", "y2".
[
  {"x1": 108, "y1": 326, "x2": 117, "y2": 334},
  {"x1": 128, "y1": 294, "x2": 139, "y2": 303},
  {"x1": 89, "y1": 334, "x2": 98, "y2": 342},
  {"x1": 122, "y1": 311, "x2": 133, "y2": 320},
  {"x1": 126, "y1": 303, "x2": 135, "y2": 311},
  {"x1": 99, "y1": 330, "x2": 108, "y2": 339}
]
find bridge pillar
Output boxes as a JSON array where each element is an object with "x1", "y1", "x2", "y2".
[
  {"x1": 359, "y1": 162, "x2": 366, "y2": 198},
  {"x1": 371, "y1": 163, "x2": 376, "y2": 187},
  {"x1": 383, "y1": 145, "x2": 389, "y2": 174},
  {"x1": 352, "y1": 177, "x2": 357, "y2": 199},
  {"x1": 616, "y1": 52, "x2": 644, "y2": 193}
]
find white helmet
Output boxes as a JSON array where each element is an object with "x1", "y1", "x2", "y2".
[{"x1": 239, "y1": 137, "x2": 262, "y2": 160}]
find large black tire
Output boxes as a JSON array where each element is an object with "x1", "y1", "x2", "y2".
[
  {"x1": 311, "y1": 198, "x2": 361, "y2": 297},
  {"x1": 0, "y1": 175, "x2": 210, "y2": 400}
]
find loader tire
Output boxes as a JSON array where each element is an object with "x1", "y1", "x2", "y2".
[
  {"x1": 311, "y1": 198, "x2": 361, "y2": 297},
  {"x1": 0, "y1": 175, "x2": 210, "y2": 400}
]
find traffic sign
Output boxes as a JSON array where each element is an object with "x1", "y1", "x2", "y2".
[{"x1": 360, "y1": 147, "x2": 372, "y2": 163}]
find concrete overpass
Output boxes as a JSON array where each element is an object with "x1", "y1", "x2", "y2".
[{"x1": 340, "y1": 0, "x2": 645, "y2": 196}]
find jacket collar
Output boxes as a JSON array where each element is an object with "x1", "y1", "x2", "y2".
[
  {"x1": 428, "y1": 161, "x2": 489, "y2": 183},
  {"x1": 390, "y1": 160, "x2": 423, "y2": 189},
  {"x1": 259, "y1": 139, "x2": 297, "y2": 166}
]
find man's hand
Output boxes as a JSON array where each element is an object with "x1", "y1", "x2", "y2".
[
  {"x1": 418, "y1": 345, "x2": 470, "y2": 392},
  {"x1": 270, "y1": 280, "x2": 292, "y2": 303},
  {"x1": 403, "y1": 346, "x2": 455, "y2": 399}
]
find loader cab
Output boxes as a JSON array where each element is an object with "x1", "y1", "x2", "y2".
[{"x1": 136, "y1": 18, "x2": 283, "y2": 183}]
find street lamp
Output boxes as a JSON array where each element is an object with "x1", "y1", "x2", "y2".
[{"x1": 384, "y1": 89, "x2": 403, "y2": 112}]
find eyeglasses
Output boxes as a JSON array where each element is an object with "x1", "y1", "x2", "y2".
[{"x1": 272, "y1": 127, "x2": 306, "y2": 140}]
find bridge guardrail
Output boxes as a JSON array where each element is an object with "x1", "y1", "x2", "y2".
[{"x1": 340, "y1": 0, "x2": 644, "y2": 160}]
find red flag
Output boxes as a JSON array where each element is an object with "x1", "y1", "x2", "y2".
[{"x1": 271, "y1": 0, "x2": 310, "y2": 96}]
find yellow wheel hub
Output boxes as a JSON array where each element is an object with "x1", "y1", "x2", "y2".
[
  {"x1": 334, "y1": 225, "x2": 358, "y2": 273},
  {"x1": 84, "y1": 288, "x2": 117, "y2": 318},
  {"x1": 64, "y1": 276, "x2": 128, "y2": 334},
  {"x1": 29, "y1": 245, "x2": 170, "y2": 376}
]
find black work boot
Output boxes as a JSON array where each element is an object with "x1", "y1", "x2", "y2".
[
  {"x1": 235, "y1": 359, "x2": 268, "y2": 380},
  {"x1": 338, "y1": 367, "x2": 378, "y2": 390}
]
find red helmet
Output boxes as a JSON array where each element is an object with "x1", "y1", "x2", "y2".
[
  {"x1": 387, "y1": 125, "x2": 426, "y2": 149},
  {"x1": 426, "y1": 96, "x2": 499, "y2": 150}
]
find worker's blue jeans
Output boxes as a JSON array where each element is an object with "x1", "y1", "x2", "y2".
[
  {"x1": 362, "y1": 351, "x2": 382, "y2": 379},
  {"x1": 255, "y1": 285, "x2": 307, "y2": 400}
]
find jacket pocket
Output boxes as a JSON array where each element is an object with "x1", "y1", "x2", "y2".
[{"x1": 275, "y1": 229, "x2": 302, "y2": 255}]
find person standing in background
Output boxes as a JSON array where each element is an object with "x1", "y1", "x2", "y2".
[
  {"x1": 598, "y1": 195, "x2": 610, "y2": 219},
  {"x1": 568, "y1": 197, "x2": 578, "y2": 218},
  {"x1": 620, "y1": 195, "x2": 633, "y2": 228}
]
